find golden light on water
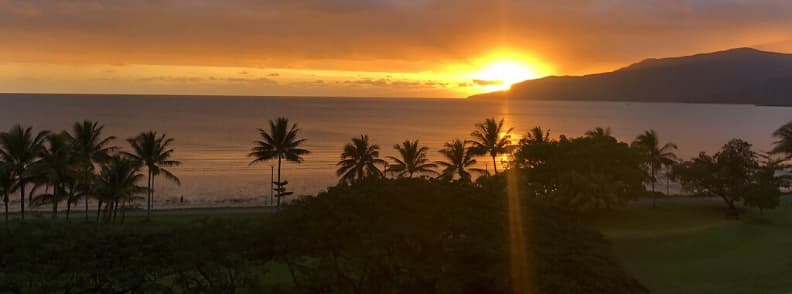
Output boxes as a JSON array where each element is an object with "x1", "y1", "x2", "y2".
[
  {"x1": 507, "y1": 168, "x2": 531, "y2": 294},
  {"x1": 494, "y1": 103, "x2": 531, "y2": 293}
]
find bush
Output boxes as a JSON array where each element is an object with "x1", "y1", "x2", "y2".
[
  {"x1": 0, "y1": 179, "x2": 647, "y2": 293},
  {"x1": 0, "y1": 219, "x2": 269, "y2": 293},
  {"x1": 268, "y1": 178, "x2": 647, "y2": 293}
]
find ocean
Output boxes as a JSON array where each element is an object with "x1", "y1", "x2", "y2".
[{"x1": 1, "y1": 94, "x2": 790, "y2": 208}]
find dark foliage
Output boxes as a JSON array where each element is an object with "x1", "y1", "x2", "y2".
[
  {"x1": 674, "y1": 139, "x2": 758, "y2": 214},
  {"x1": 0, "y1": 220, "x2": 268, "y2": 293},
  {"x1": 0, "y1": 179, "x2": 646, "y2": 293},
  {"x1": 511, "y1": 133, "x2": 647, "y2": 210},
  {"x1": 673, "y1": 139, "x2": 790, "y2": 216},
  {"x1": 267, "y1": 178, "x2": 647, "y2": 293}
]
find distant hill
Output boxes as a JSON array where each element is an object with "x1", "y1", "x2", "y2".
[{"x1": 470, "y1": 48, "x2": 792, "y2": 106}]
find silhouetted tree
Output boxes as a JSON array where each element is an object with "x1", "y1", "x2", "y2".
[
  {"x1": 248, "y1": 117, "x2": 309, "y2": 206},
  {"x1": 745, "y1": 154, "x2": 789, "y2": 215},
  {"x1": 0, "y1": 125, "x2": 49, "y2": 220},
  {"x1": 771, "y1": 120, "x2": 792, "y2": 159},
  {"x1": 523, "y1": 126, "x2": 551, "y2": 144},
  {"x1": 435, "y1": 139, "x2": 480, "y2": 182},
  {"x1": 468, "y1": 118, "x2": 513, "y2": 175},
  {"x1": 513, "y1": 126, "x2": 555, "y2": 168},
  {"x1": 93, "y1": 156, "x2": 146, "y2": 223},
  {"x1": 387, "y1": 140, "x2": 437, "y2": 178},
  {"x1": 125, "y1": 131, "x2": 181, "y2": 220},
  {"x1": 60, "y1": 177, "x2": 83, "y2": 220},
  {"x1": 31, "y1": 132, "x2": 77, "y2": 219},
  {"x1": 631, "y1": 130, "x2": 678, "y2": 207},
  {"x1": 585, "y1": 127, "x2": 612, "y2": 139},
  {"x1": 674, "y1": 139, "x2": 758, "y2": 216},
  {"x1": 510, "y1": 132, "x2": 645, "y2": 210},
  {"x1": 336, "y1": 135, "x2": 387, "y2": 185},
  {"x1": 66, "y1": 120, "x2": 116, "y2": 221},
  {"x1": 0, "y1": 162, "x2": 14, "y2": 225}
]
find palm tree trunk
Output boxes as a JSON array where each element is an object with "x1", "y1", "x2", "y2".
[
  {"x1": 110, "y1": 200, "x2": 118, "y2": 223},
  {"x1": 29, "y1": 184, "x2": 35, "y2": 204},
  {"x1": 96, "y1": 200, "x2": 103, "y2": 223},
  {"x1": 277, "y1": 155, "x2": 282, "y2": 207},
  {"x1": 146, "y1": 169, "x2": 152, "y2": 221},
  {"x1": 270, "y1": 165, "x2": 274, "y2": 207},
  {"x1": 151, "y1": 173, "x2": 156, "y2": 217},
  {"x1": 103, "y1": 203, "x2": 111, "y2": 224},
  {"x1": 666, "y1": 172, "x2": 671, "y2": 196},
  {"x1": 19, "y1": 181, "x2": 25, "y2": 221},
  {"x1": 4, "y1": 193, "x2": 8, "y2": 225},
  {"x1": 121, "y1": 200, "x2": 127, "y2": 224},
  {"x1": 66, "y1": 198, "x2": 71, "y2": 221},
  {"x1": 104, "y1": 203, "x2": 111, "y2": 223},
  {"x1": 83, "y1": 165, "x2": 90, "y2": 222},
  {"x1": 491, "y1": 154, "x2": 499, "y2": 175},
  {"x1": 52, "y1": 183, "x2": 58, "y2": 220},
  {"x1": 651, "y1": 166, "x2": 656, "y2": 208},
  {"x1": 84, "y1": 193, "x2": 89, "y2": 222}
]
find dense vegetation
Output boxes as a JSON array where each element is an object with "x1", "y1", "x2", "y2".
[
  {"x1": 1, "y1": 117, "x2": 791, "y2": 293},
  {"x1": 0, "y1": 179, "x2": 647, "y2": 293}
]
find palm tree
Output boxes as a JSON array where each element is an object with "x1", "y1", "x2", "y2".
[
  {"x1": 468, "y1": 118, "x2": 513, "y2": 175},
  {"x1": 67, "y1": 120, "x2": 116, "y2": 221},
  {"x1": 31, "y1": 132, "x2": 77, "y2": 219},
  {"x1": 435, "y1": 139, "x2": 479, "y2": 182},
  {"x1": 124, "y1": 131, "x2": 181, "y2": 220},
  {"x1": 0, "y1": 125, "x2": 49, "y2": 220},
  {"x1": 94, "y1": 156, "x2": 146, "y2": 224},
  {"x1": 61, "y1": 177, "x2": 83, "y2": 220},
  {"x1": 386, "y1": 140, "x2": 437, "y2": 178},
  {"x1": 585, "y1": 127, "x2": 613, "y2": 139},
  {"x1": 336, "y1": 135, "x2": 387, "y2": 185},
  {"x1": 248, "y1": 117, "x2": 309, "y2": 207},
  {"x1": 772, "y1": 120, "x2": 792, "y2": 159},
  {"x1": 0, "y1": 162, "x2": 16, "y2": 225},
  {"x1": 521, "y1": 126, "x2": 551, "y2": 144},
  {"x1": 631, "y1": 130, "x2": 678, "y2": 208},
  {"x1": 514, "y1": 126, "x2": 554, "y2": 168}
]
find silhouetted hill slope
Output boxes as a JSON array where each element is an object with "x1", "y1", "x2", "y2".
[{"x1": 470, "y1": 48, "x2": 792, "y2": 106}]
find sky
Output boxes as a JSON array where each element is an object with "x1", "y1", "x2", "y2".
[{"x1": 1, "y1": 0, "x2": 792, "y2": 98}]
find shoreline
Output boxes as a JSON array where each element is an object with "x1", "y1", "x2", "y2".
[{"x1": 0, "y1": 206, "x2": 277, "y2": 218}]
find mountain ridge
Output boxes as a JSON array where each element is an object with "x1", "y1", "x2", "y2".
[{"x1": 470, "y1": 48, "x2": 792, "y2": 106}]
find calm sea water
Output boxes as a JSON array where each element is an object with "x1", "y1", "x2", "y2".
[{"x1": 1, "y1": 94, "x2": 790, "y2": 207}]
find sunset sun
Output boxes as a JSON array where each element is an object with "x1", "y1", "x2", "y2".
[{"x1": 473, "y1": 60, "x2": 540, "y2": 92}]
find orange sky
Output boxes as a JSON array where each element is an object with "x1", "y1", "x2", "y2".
[{"x1": 1, "y1": 0, "x2": 791, "y2": 98}]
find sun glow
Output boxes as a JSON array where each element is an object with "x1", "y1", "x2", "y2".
[
  {"x1": 463, "y1": 48, "x2": 553, "y2": 94},
  {"x1": 474, "y1": 61, "x2": 538, "y2": 92}
]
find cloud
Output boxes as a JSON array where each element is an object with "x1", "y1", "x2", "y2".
[
  {"x1": 340, "y1": 78, "x2": 448, "y2": 89},
  {"x1": 473, "y1": 79, "x2": 503, "y2": 86},
  {"x1": 135, "y1": 76, "x2": 276, "y2": 85},
  {"x1": 1, "y1": 0, "x2": 791, "y2": 74},
  {"x1": 2, "y1": 0, "x2": 792, "y2": 97}
]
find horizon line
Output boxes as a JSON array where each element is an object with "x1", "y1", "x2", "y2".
[{"x1": 0, "y1": 91, "x2": 465, "y2": 100}]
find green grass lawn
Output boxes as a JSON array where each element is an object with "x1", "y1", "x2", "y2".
[
  {"x1": 587, "y1": 197, "x2": 792, "y2": 294},
  {"x1": 15, "y1": 198, "x2": 792, "y2": 293}
]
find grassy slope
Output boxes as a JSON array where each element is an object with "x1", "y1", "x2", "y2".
[
  {"x1": 17, "y1": 197, "x2": 791, "y2": 293},
  {"x1": 587, "y1": 198, "x2": 792, "y2": 294}
]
